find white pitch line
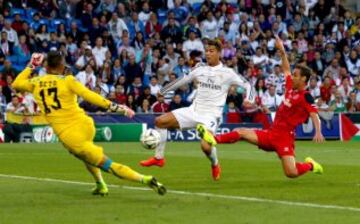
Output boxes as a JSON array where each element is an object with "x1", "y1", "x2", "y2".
[{"x1": 0, "y1": 173, "x2": 359, "y2": 213}]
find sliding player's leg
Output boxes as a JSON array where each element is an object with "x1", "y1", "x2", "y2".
[
  {"x1": 84, "y1": 163, "x2": 108, "y2": 195},
  {"x1": 59, "y1": 117, "x2": 166, "y2": 195},
  {"x1": 68, "y1": 141, "x2": 166, "y2": 195},
  {"x1": 140, "y1": 112, "x2": 179, "y2": 167},
  {"x1": 197, "y1": 124, "x2": 259, "y2": 145},
  {"x1": 278, "y1": 144, "x2": 323, "y2": 178}
]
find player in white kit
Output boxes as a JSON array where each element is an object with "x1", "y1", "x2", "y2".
[{"x1": 140, "y1": 39, "x2": 255, "y2": 180}]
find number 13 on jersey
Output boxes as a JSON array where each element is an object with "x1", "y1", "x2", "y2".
[{"x1": 40, "y1": 87, "x2": 62, "y2": 114}]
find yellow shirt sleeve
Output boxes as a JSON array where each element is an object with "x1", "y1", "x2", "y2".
[
  {"x1": 12, "y1": 67, "x2": 34, "y2": 92},
  {"x1": 65, "y1": 75, "x2": 111, "y2": 109}
]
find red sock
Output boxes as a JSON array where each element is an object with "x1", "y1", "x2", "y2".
[
  {"x1": 296, "y1": 162, "x2": 313, "y2": 176},
  {"x1": 215, "y1": 131, "x2": 241, "y2": 144}
]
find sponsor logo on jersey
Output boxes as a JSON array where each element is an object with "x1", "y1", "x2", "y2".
[{"x1": 198, "y1": 81, "x2": 222, "y2": 90}]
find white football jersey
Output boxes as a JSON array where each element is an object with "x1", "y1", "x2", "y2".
[{"x1": 161, "y1": 63, "x2": 254, "y2": 117}]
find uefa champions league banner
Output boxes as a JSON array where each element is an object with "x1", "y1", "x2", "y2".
[
  {"x1": 167, "y1": 123, "x2": 262, "y2": 141},
  {"x1": 5, "y1": 113, "x2": 357, "y2": 142}
]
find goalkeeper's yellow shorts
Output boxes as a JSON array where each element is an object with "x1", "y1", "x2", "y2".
[{"x1": 54, "y1": 116, "x2": 104, "y2": 166}]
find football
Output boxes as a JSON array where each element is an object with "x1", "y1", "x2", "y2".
[{"x1": 140, "y1": 128, "x2": 161, "y2": 150}]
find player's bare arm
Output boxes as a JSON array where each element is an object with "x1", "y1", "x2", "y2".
[
  {"x1": 274, "y1": 35, "x2": 291, "y2": 77},
  {"x1": 310, "y1": 112, "x2": 325, "y2": 143}
]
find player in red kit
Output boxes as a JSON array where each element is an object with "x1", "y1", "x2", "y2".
[{"x1": 197, "y1": 35, "x2": 325, "y2": 178}]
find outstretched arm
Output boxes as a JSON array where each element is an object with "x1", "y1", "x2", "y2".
[
  {"x1": 310, "y1": 112, "x2": 324, "y2": 143},
  {"x1": 159, "y1": 69, "x2": 196, "y2": 95},
  {"x1": 12, "y1": 67, "x2": 33, "y2": 92},
  {"x1": 275, "y1": 35, "x2": 291, "y2": 77},
  {"x1": 67, "y1": 76, "x2": 134, "y2": 117}
]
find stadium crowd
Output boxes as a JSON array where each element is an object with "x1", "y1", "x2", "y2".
[{"x1": 1, "y1": 0, "x2": 360, "y2": 124}]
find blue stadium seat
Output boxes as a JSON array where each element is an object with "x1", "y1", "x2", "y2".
[
  {"x1": 6, "y1": 55, "x2": 18, "y2": 65},
  {"x1": 26, "y1": 8, "x2": 38, "y2": 20},
  {"x1": 39, "y1": 19, "x2": 49, "y2": 26},
  {"x1": 13, "y1": 64, "x2": 26, "y2": 73},
  {"x1": 50, "y1": 19, "x2": 65, "y2": 30},
  {"x1": 157, "y1": 9, "x2": 167, "y2": 24},
  {"x1": 192, "y1": 3, "x2": 202, "y2": 14},
  {"x1": 17, "y1": 55, "x2": 30, "y2": 65},
  {"x1": 11, "y1": 8, "x2": 26, "y2": 17}
]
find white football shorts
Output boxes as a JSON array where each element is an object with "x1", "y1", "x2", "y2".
[{"x1": 171, "y1": 106, "x2": 220, "y2": 133}]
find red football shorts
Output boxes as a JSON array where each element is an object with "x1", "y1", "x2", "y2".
[{"x1": 254, "y1": 129, "x2": 295, "y2": 157}]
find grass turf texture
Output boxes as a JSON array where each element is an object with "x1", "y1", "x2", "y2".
[{"x1": 0, "y1": 141, "x2": 359, "y2": 224}]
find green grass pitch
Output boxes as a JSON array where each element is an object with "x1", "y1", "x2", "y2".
[{"x1": 0, "y1": 141, "x2": 359, "y2": 224}]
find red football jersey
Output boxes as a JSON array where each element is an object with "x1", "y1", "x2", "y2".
[{"x1": 272, "y1": 76, "x2": 317, "y2": 132}]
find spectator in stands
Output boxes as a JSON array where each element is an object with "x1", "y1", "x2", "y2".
[
  {"x1": 347, "y1": 92, "x2": 360, "y2": 112},
  {"x1": 163, "y1": 43, "x2": 180, "y2": 71},
  {"x1": 161, "y1": 17, "x2": 183, "y2": 44},
  {"x1": 81, "y1": 3, "x2": 95, "y2": 30},
  {"x1": 148, "y1": 76, "x2": 161, "y2": 96},
  {"x1": 2, "y1": 19, "x2": 18, "y2": 46},
  {"x1": 11, "y1": 13, "x2": 23, "y2": 34},
  {"x1": 118, "y1": 34, "x2": 136, "y2": 57},
  {"x1": 67, "y1": 21, "x2": 83, "y2": 45},
  {"x1": 127, "y1": 11, "x2": 145, "y2": 41},
  {"x1": 173, "y1": 56, "x2": 190, "y2": 78},
  {"x1": 108, "y1": 12, "x2": 128, "y2": 44},
  {"x1": 345, "y1": 50, "x2": 360, "y2": 77},
  {"x1": 35, "y1": 24, "x2": 50, "y2": 43},
  {"x1": 138, "y1": 1, "x2": 151, "y2": 25},
  {"x1": 124, "y1": 53, "x2": 143, "y2": 86},
  {"x1": 75, "y1": 45, "x2": 96, "y2": 70},
  {"x1": 182, "y1": 28, "x2": 205, "y2": 60},
  {"x1": 136, "y1": 86, "x2": 157, "y2": 108},
  {"x1": 329, "y1": 90, "x2": 346, "y2": 112},
  {"x1": 92, "y1": 37, "x2": 108, "y2": 68},
  {"x1": 96, "y1": 0, "x2": 116, "y2": 14},
  {"x1": 252, "y1": 47, "x2": 269, "y2": 72},
  {"x1": 96, "y1": 77, "x2": 114, "y2": 98},
  {"x1": 114, "y1": 84, "x2": 127, "y2": 104},
  {"x1": 151, "y1": 94, "x2": 169, "y2": 113},
  {"x1": 0, "y1": 31, "x2": 13, "y2": 56},
  {"x1": 145, "y1": 12, "x2": 162, "y2": 38},
  {"x1": 76, "y1": 64, "x2": 96, "y2": 90},
  {"x1": 308, "y1": 77, "x2": 321, "y2": 99},
  {"x1": 338, "y1": 77, "x2": 353, "y2": 103},
  {"x1": 136, "y1": 42, "x2": 153, "y2": 83},
  {"x1": 6, "y1": 95, "x2": 27, "y2": 114},
  {"x1": 200, "y1": 11, "x2": 217, "y2": 39},
  {"x1": 323, "y1": 58, "x2": 341, "y2": 80},
  {"x1": 169, "y1": 94, "x2": 187, "y2": 111},
  {"x1": 89, "y1": 18, "x2": 106, "y2": 46},
  {"x1": 127, "y1": 76, "x2": 143, "y2": 100},
  {"x1": 126, "y1": 94, "x2": 137, "y2": 111},
  {"x1": 183, "y1": 16, "x2": 201, "y2": 39},
  {"x1": 261, "y1": 85, "x2": 283, "y2": 113},
  {"x1": 137, "y1": 98, "x2": 152, "y2": 113}
]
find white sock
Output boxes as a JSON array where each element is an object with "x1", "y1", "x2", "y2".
[
  {"x1": 154, "y1": 127, "x2": 167, "y2": 159},
  {"x1": 207, "y1": 147, "x2": 219, "y2": 166}
]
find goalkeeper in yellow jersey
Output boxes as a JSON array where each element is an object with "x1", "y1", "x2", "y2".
[{"x1": 12, "y1": 51, "x2": 166, "y2": 196}]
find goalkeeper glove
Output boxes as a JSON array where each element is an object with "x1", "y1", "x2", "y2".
[
  {"x1": 27, "y1": 53, "x2": 44, "y2": 69},
  {"x1": 109, "y1": 103, "x2": 135, "y2": 118}
]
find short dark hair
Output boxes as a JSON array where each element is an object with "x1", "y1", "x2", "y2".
[
  {"x1": 47, "y1": 51, "x2": 64, "y2": 69},
  {"x1": 295, "y1": 64, "x2": 312, "y2": 83},
  {"x1": 207, "y1": 39, "x2": 222, "y2": 52}
]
